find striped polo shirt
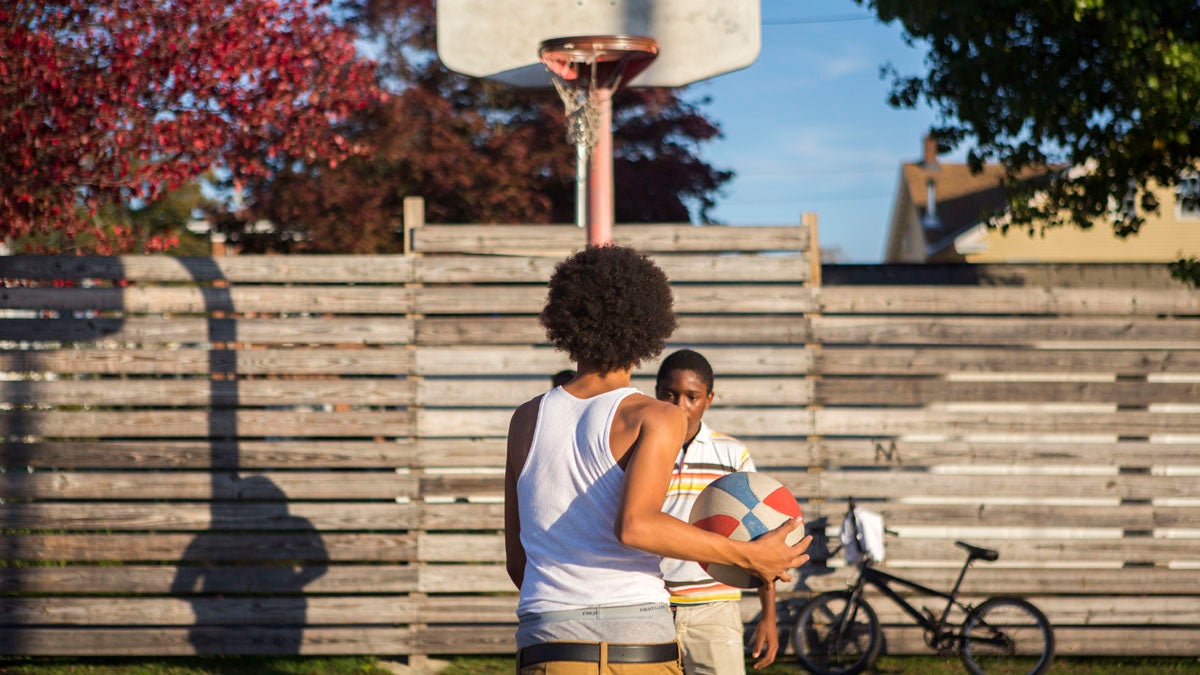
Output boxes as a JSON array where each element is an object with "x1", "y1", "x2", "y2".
[{"x1": 660, "y1": 421, "x2": 756, "y2": 605}]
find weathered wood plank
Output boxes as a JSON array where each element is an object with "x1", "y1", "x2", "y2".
[
  {"x1": 409, "y1": 532, "x2": 1200, "y2": 565},
  {"x1": 0, "y1": 534, "x2": 416, "y2": 562},
  {"x1": 413, "y1": 345, "x2": 814, "y2": 376},
  {"x1": 411, "y1": 285, "x2": 814, "y2": 315},
  {"x1": 0, "y1": 597, "x2": 418, "y2": 626},
  {"x1": 819, "y1": 286, "x2": 1200, "y2": 316},
  {"x1": 0, "y1": 410, "x2": 413, "y2": 438},
  {"x1": 800, "y1": 469, "x2": 1200, "y2": 501},
  {"x1": 0, "y1": 317, "x2": 415, "y2": 345},
  {"x1": 410, "y1": 224, "x2": 810, "y2": 254},
  {"x1": 0, "y1": 379, "x2": 416, "y2": 406},
  {"x1": 0, "y1": 565, "x2": 417, "y2": 594},
  {"x1": 414, "y1": 253, "x2": 810, "y2": 283},
  {"x1": 1, "y1": 440, "x2": 414, "y2": 469},
  {"x1": 817, "y1": 346, "x2": 1200, "y2": 375},
  {"x1": 813, "y1": 316, "x2": 1200, "y2": 345},
  {"x1": 416, "y1": 376, "x2": 813, "y2": 407},
  {"x1": 816, "y1": 378, "x2": 1200, "y2": 406},
  {"x1": 0, "y1": 471, "x2": 417, "y2": 500},
  {"x1": 0, "y1": 347, "x2": 416, "y2": 375},
  {"x1": 751, "y1": 439, "x2": 1200, "y2": 468},
  {"x1": 415, "y1": 316, "x2": 813, "y2": 345},
  {"x1": 0, "y1": 626, "x2": 415, "y2": 655},
  {"x1": 0, "y1": 502, "x2": 416, "y2": 531},
  {"x1": 418, "y1": 563, "x2": 1200, "y2": 596},
  {"x1": 856, "y1": 594, "x2": 1200, "y2": 626},
  {"x1": 814, "y1": 408, "x2": 1200, "y2": 437},
  {"x1": 0, "y1": 255, "x2": 415, "y2": 283},
  {"x1": 415, "y1": 407, "x2": 816, "y2": 438},
  {"x1": 0, "y1": 287, "x2": 412, "y2": 314}
]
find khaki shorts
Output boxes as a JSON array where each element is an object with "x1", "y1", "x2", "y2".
[{"x1": 672, "y1": 602, "x2": 746, "y2": 675}]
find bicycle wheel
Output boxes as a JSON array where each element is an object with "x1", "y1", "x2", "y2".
[
  {"x1": 793, "y1": 590, "x2": 883, "y2": 675},
  {"x1": 960, "y1": 596, "x2": 1054, "y2": 675}
]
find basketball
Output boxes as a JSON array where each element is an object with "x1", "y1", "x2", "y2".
[{"x1": 688, "y1": 471, "x2": 804, "y2": 588}]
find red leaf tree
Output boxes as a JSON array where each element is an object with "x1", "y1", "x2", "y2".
[
  {"x1": 0, "y1": 0, "x2": 382, "y2": 253},
  {"x1": 229, "y1": 0, "x2": 732, "y2": 253}
]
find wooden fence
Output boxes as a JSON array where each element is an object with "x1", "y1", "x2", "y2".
[{"x1": 0, "y1": 218, "x2": 1197, "y2": 659}]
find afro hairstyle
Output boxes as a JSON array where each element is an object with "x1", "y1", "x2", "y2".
[
  {"x1": 539, "y1": 245, "x2": 677, "y2": 372},
  {"x1": 656, "y1": 348, "x2": 714, "y2": 393}
]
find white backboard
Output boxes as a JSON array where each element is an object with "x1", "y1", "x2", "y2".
[{"x1": 437, "y1": 0, "x2": 761, "y2": 88}]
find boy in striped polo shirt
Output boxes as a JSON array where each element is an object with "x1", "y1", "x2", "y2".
[{"x1": 656, "y1": 349, "x2": 779, "y2": 673}]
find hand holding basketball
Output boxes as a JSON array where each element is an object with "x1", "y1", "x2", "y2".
[
  {"x1": 747, "y1": 522, "x2": 811, "y2": 584},
  {"x1": 689, "y1": 471, "x2": 811, "y2": 587}
]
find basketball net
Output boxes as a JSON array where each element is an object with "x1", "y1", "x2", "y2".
[{"x1": 550, "y1": 74, "x2": 604, "y2": 154}]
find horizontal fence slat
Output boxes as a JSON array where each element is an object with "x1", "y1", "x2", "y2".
[
  {"x1": 813, "y1": 316, "x2": 1200, "y2": 345},
  {"x1": 0, "y1": 379, "x2": 416, "y2": 406},
  {"x1": 415, "y1": 407, "x2": 816, "y2": 439},
  {"x1": 0, "y1": 471, "x2": 417, "y2": 500},
  {"x1": 410, "y1": 224, "x2": 810, "y2": 254},
  {"x1": 0, "y1": 626, "x2": 415, "y2": 655},
  {"x1": 0, "y1": 597, "x2": 417, "y2": 626},
  {"x1": 415, "y1": 316, "x2": 813, "y2": 345},
  {"x1": 0, "y1": 439, "x2": 506, "y2": 469},
  {"x1": 0, "y1": 410, "x2": 414, "y2": 438},
  {"x1": 0, "y1": 317, "x2": 415, "y2": 345},
  {"x1": 0, "y1": 502, "x2": 416, "y2": 531},
  {"x1": 397, "y1": 533, "x2": 1200, "y2": 566},
  {"x1": 0, "y1": 255, "x2": 416, "y2": 283},
  {"x1": 0, "y1": 441, "x2": 414, "y2": 469},
  {"x1": 0, "y1": 347, "x2": 417, "y2": 375},
  {"x1": 815, "y1": 378, "x2": 1200, "y2": 406},
  {"x1": 880, "y1": 625, "x2": 1200, "y2": 657},
  {"x1": 798, "y1": 469, "x2": 1200, "y2": 501},
  {"x1": 817, "y1": 346, "x2": 1200, "y2": 375},
  {"x1": 0, "y1": 565, "x2": 417, "y2": 594},
  {"x1": 749, "y1": 439, "x2": 1200, "y2": 468},
  {"x1": 814, "y1": 408, "x2": 1200, "y2": 436},
  {"x1": 414, "y1": 254, "x2": 810, "y2": 283},
  {"x1": 0, "y1": 533, "x2": 416, "y2": 563},
  {"x1": 411, "y1": 285, "x2": 813, "y2": 315},
  {"x1": 0, "y1": 287, "x2": 412, "y2": 314},
  {"x1": 819, "y1": 286, "x2": 1200, "y2": 316}
]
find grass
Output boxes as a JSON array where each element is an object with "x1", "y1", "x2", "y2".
[{"x1": 2, "y1": 655, "x2": 1199, "y2": 674}]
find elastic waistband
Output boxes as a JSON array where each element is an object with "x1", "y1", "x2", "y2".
[{"x1": 519, "y1": 602, "x2": 670, "y2": 626}]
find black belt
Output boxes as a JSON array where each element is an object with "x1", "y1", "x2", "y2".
[{"x1": 518, "y1": 641, "x2": 679, "y2": 667}]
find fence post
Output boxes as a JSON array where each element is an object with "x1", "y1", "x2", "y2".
[{"x1": 403, "y1": 196, "x2": 426, "y2": 255}]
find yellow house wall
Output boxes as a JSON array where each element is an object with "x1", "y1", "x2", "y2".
[{"x1": 965, "y1": 191, "x2": 1200, "y2": 263}]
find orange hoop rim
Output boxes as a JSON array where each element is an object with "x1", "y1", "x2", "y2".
[{"x1": 538, "y1": 35, "x2": 659, "y2": 85}]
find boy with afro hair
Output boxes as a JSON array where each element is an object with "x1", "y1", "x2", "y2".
[{"x1": 505, "y1": 245, "x2": 809, "y2": 673}]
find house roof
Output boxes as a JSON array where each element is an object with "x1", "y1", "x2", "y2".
[{"x1": 903, "y1": 160, "x2": 1056, "y2": 254}]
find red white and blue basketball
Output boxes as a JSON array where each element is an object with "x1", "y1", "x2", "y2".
[{"x1": 688, "y1": 471, "x2": 804, "y2": 588}]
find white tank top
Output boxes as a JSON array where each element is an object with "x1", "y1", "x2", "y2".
[{"x1": 515, "y1": 386, "x2": 670, "y2": 615}]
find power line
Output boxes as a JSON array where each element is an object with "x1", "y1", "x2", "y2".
[{"x1": 763, "y1": 14, "x2": 873, "y2": 26}]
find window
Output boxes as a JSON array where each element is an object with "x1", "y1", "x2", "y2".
[{"x1": 1176, "y1": 174, "x2": 1200, "y2": 220}]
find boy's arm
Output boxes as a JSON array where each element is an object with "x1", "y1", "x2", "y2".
[{"x1": 504, "y1": 397, "x2": 540, "y2": 589}]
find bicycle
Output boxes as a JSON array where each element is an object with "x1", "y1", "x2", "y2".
[{"x1": 790, "y1": 498, "x2": 1055, "y2": 675}]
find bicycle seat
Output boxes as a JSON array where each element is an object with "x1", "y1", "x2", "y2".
[{"x1": 955, "y1": 541, "x2": 999, "y2": 562}]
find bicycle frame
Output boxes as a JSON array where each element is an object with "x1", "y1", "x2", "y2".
[
  {"x1": 850, "y1": 560, "x2": 976, "y2": 651},
  {"x1": 838, "y1": 499, "x2": 981, "y2": 651}
]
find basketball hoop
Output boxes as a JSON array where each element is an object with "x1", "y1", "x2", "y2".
[
  {"x1": 539, "y1": 36, "x2": 658, "y2": 152},
  {"x1": 538, "y1": 36, "x2": 658, "y2": 242}
]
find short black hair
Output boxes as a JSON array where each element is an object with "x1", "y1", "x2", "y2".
[
  {"x1": 540, "y1": 245, "x2": 676, "y2": 372},
  {"x1": 656, "y1": 349, "x2": 714, "y2": 393}
]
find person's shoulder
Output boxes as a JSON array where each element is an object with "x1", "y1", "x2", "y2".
[
  {"x1": 621, "y1": 391, "x2": 686, "y2": 425},
  {"x1": 509, "y1": 394, "x2": 544, "y2": 428},
  {"x1": 706, "y1": 427, "x2": 750, "y2": 456}
]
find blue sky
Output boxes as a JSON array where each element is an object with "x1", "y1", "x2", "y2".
[{"x1": 690, "y1": 1, "x2": 942, "y2": 263}]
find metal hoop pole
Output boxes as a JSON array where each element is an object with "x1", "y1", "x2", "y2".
[
  {"x1": 574, "y1": 140, "x2": 588, "y2": 230},
  {"x1": 586, "y1": 87, "x2": 614, "y2": 246}
]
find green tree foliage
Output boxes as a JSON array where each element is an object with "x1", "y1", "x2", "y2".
[
  {"x1": 858, "y1": 0, "x2": 1200, "y2": 280},
  {"x1": 233, "y1": 0, "x2": 732, "y2": 253}
]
